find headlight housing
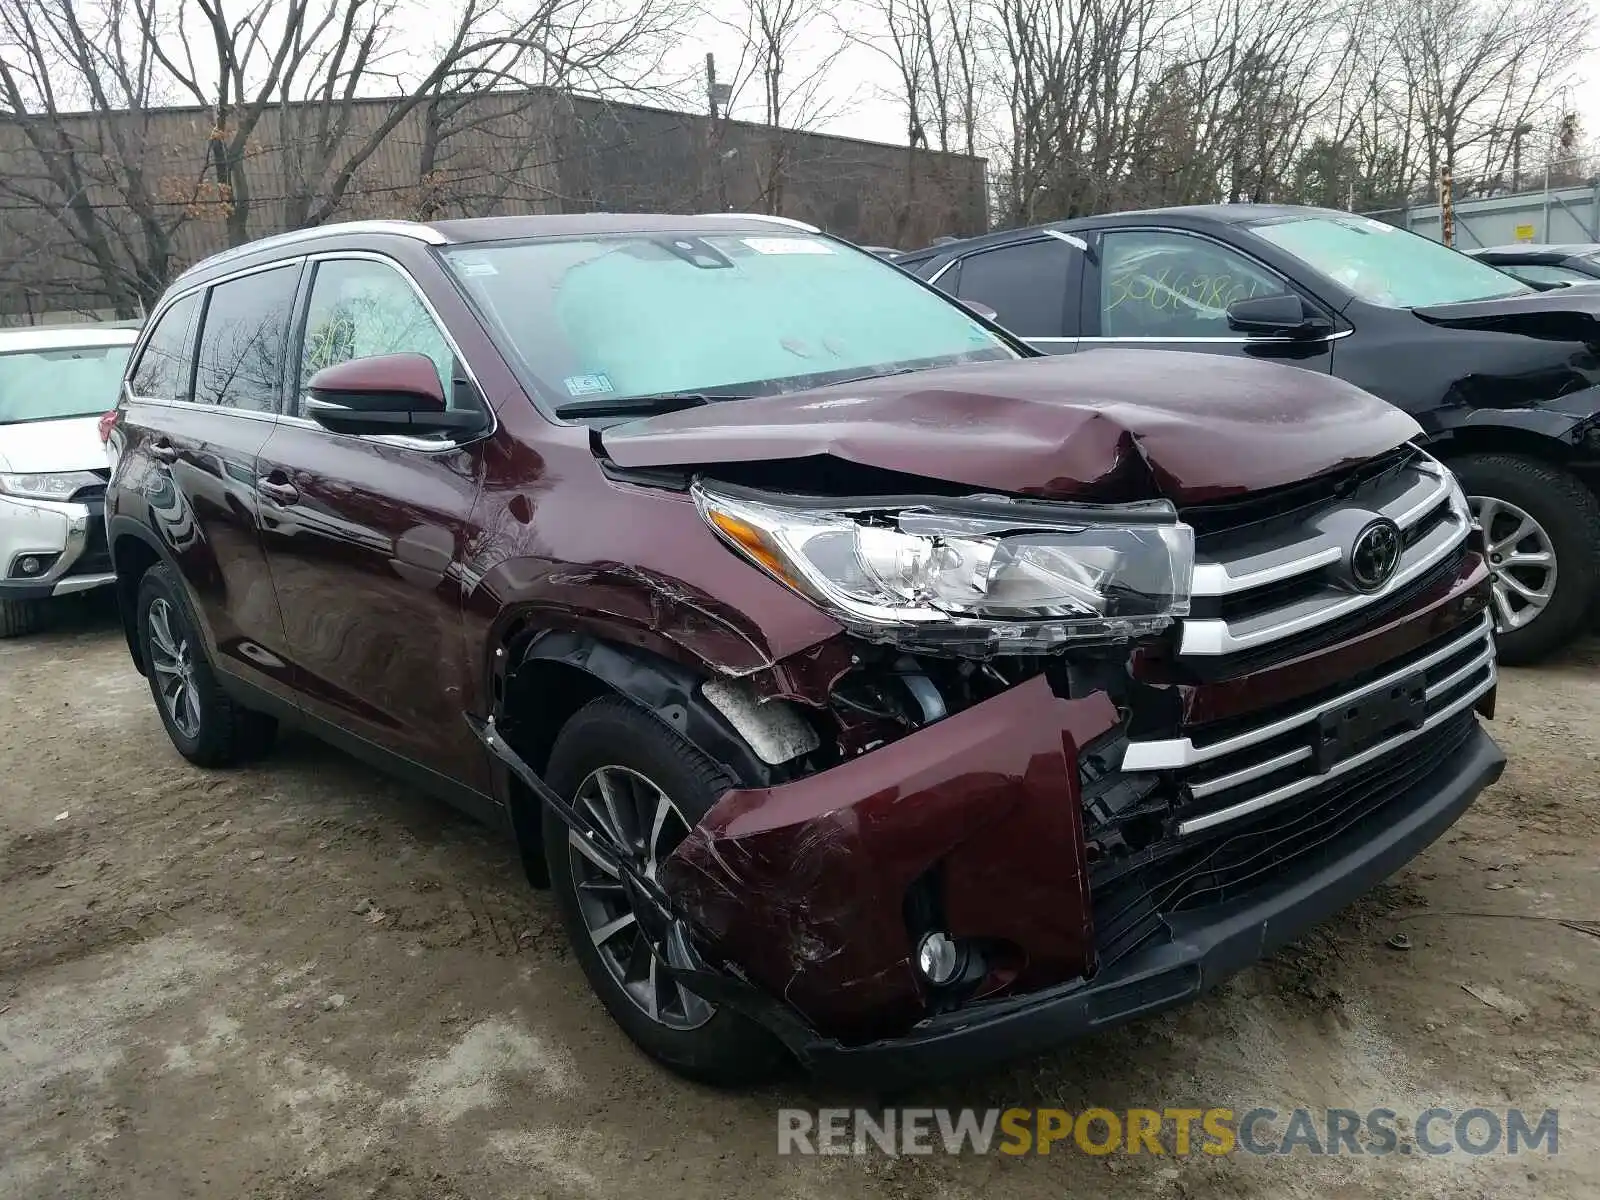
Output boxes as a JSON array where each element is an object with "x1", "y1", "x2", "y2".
[
  {"x1": 0, "y1": 471, "x2": 104, "y2": 501},
  {"x1": 693, "y1": 480, "x2": 1195, "y2": 654}
]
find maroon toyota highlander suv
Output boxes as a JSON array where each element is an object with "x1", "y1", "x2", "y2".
[{"x1": 104, "y1": 214, "x2": 1504, "y2": 1085}]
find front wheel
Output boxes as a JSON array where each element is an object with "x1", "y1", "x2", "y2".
[
  {"x1": 1452, "y1": 453, "x2": 1600, "y2": 664},
  {"x1": 542, "y1": 696, "x2": 787, "y2": 1085}
]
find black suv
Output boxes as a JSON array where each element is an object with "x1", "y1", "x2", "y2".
[{"x1": 897, "y1": 204, "x2": 1600, "y2": 662}]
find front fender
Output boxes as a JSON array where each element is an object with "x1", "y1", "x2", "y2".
[{"x1": 1435, "y1": 383, "x2": 1600, "y2": 449}]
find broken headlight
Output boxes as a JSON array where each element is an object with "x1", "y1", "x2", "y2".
[{"x1": 693, "y1": 480, "x2": 1194, "y2": 654}]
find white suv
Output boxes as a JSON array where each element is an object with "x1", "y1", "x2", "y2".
[{"x1": 0, "y1": 323, "x2": 140, "y2": 636}]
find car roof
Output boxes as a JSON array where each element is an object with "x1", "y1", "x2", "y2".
[
  {"x1": 0, "y1": 323, "x2": 141, "y2": 351},
  {"x1": 172, "y1": 213, "x2": 829, "y2": 290},
  {"x1": 895, "y1": 203, "x2": 1353, "y2": 264}
]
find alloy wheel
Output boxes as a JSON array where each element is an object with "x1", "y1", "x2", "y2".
[
  {"x1": 1469, "y1": 495, "x2": 1558, "y2": 634},
  {"x1": 147, "y1": 597, "x2": 202, "y2": 740},
  {"x1": 566, "y1": 765, "x2": 715, "y2": 1030}
]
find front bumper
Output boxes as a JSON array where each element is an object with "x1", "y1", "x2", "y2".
[
  {"x1": 0, "y1": 493, "x2": 114, "y2": 600},
  {"x1": 798, "y1": 722, "x2": 1502, "y2": 1086},
  {"x1": 659, "y1": 561, "x2": 1502, "y2": 1082}
]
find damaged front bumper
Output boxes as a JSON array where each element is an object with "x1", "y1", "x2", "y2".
[
  {"x1": 794, "y1": 722, "x2": 1502, "y2": 1086},
  {"x1": 478, "y1": 649, "x2": 1504, "y2": 1086}
]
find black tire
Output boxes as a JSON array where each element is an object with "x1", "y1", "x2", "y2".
[
  {"x1": 135, "y1": 562, "x2": 277, "y2": 767},
  {"x1": 0, "y1": 597, "x2": 46, "y2": 638},
  {"x1": 1450, "y1": 453, "x2": 1600, "y2": 664},
  {"x1": 542, "y1": 696, "x2": 787, "y2": 1086}
]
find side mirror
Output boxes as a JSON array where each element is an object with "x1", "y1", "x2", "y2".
[
  {"x1": 1226, "y1": 293, "x2": 1333, "y2": 339},
  {"x1": 305, "y1": 353, "x2": 484, "y2": 437},
  {"x1": 961, "y1": 298, "x2": 1000, "y2": 322}
]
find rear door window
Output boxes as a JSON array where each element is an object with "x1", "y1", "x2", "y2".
[
  {"x1": 953, "y1": 240, "x2": 1074, "y2": 337},
  {"x1": 129, "y1": 292, "x2": 202, "y2": 402},
  {"x1": 192, "y1": 265, "x2": 300, "y2": 413}
]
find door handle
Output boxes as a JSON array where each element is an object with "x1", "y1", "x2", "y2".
[
  {"x1": 257, "y1": 477, "x2": 300, "y2": 505},
  {"x1": 149, "y1": 440, "x2": 178, "y2": 463}
]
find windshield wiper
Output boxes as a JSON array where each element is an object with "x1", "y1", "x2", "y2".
[
  {"x1": 553, "y1": 392, "x2": 737, "y2": 419},
  {"x1": 823, "y1": 365, "x2": 935, "y2": 389}
]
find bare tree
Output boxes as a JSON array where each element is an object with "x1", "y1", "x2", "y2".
[
  {"x1": 1385, "y1": 0, "x2": 1590, "y2": 197},
  {"x1": 0, "y1": 0, "x2": 201, "y2": 316},
  {"x1": 713, "y1": 0, "x2": 852, "y2": 215}
]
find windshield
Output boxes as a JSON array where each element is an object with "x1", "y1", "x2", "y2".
[
  {"x1": 0, "y1": 343, "x2": 133, "y2": 425},
  {"x1": 1247, "y1": 214, "x2": 1531, "y2": 308},
  {"x1": 440, "y1": 232, "x2": 1016, "y2": 410}
]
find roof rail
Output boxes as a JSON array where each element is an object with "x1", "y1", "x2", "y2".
[
  {"x1": 178, "y1": 220, "x2": 450, "y2": 281},
  {"x1": 698, "y1": 212, "x2": 821, "y2": 233}
]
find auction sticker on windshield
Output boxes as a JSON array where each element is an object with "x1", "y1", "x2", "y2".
[{"x1": 742, "y1": 237, "x2": 834, "y2": 255}]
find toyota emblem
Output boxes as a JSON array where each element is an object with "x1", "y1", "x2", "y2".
[{"x1": 1349, "y1": 518, "x2": 1403, "y2": 591}]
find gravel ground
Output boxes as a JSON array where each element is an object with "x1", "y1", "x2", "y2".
[{"x1": 2, "y1": 594, "x2": 1598, "y2": 1199}]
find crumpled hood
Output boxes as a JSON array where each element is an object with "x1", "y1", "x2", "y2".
[
  {"x1": 1413, "y1": 287, "x2": 1600, "y2": 342},
  {"x1": 600, "y1": 349, "x2": 1422, "y2": 505}
]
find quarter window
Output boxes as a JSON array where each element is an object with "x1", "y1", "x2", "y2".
[
  {"x1": 954, "y1": 241, "x2": 1073, "y2": 337},
  {"x1": 193, "y1": 266, "x2": 300, "y2": 412},
  {"x1": 1099, "y1": 230, "x2": 1291, "y2": 338},
  {"x1": 296, "y1": 258, "x2": 458, "y2": 413},
  {"x1": 129, "y1": 292, "x2": 201, "y2": 402}
]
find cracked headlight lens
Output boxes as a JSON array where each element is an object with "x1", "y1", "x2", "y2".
[{"x1": 693, "y1": 480, "x2": 1194, "y2": 654}]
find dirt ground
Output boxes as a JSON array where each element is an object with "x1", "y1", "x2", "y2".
[{"x1": 2, "y1": 595, "x2": 1598, "y2": 1200}]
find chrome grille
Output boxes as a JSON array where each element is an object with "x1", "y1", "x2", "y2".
[
  {"x1": 1181, "y1": 454, "x2": 1472, "y2": 657},
  {"x1": 1124, "y1": 614, "x2": 1495, "y2": 835}
]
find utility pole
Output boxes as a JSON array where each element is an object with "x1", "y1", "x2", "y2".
[
  {"x1": 706, "y1": 53, "x2": 719, "y2": 120},
  {"x1": 1440, "y1": 164, "x2": 1454, "y2": 247}
]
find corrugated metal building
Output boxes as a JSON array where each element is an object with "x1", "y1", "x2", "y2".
[{"x1": 0, "y1": 89, "x2": 987, "y2": 323}]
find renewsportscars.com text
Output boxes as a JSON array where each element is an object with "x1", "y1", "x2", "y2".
[{"x1": 777, "y1": 1107, "x2": 1559, "y2": 1157}]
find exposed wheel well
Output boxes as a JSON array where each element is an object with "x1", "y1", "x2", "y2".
[
  {"x1": 112, "y1": 534, "x2": 161, "y2": 674},
  {"x1": 499, "y1": 657, "x2": 616, "y2": 888}
]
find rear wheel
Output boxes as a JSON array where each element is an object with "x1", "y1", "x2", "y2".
[
  {"x1": 0, "y1": 597, "x2": 46, "y2": 638},
  {"x1": 542, "y1": 697, "x2": 787, "y2": 1085},
  {"x1": 1453, "y1": 453, "x2": 1600, "y2": 664},
  {"x1": 136, "y1": 563, "x2": 277, "y2": 766}
]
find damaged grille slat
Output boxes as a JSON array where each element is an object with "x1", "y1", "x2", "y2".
[
  {"x1": 1092, "y1": 711, "x2": 1476, "y2": 968},
  {"x1": 1124, "y1": 614, "x2": 1491, "y2": 772},
  {"x1": 1115, "y1": 613, "x2": 1494, "y2": 838}
]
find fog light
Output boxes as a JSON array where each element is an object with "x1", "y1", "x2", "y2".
[
  {"x1": 19, "y1": 556, "x2": 41, "y2": 575},
  {"x1": 916, "y1": 931, "x2": 966, "y2": 986}
]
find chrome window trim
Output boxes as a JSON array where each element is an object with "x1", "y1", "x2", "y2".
[
  {"x1": 125, "y1": 260, "x2": 302, "y2": 405},
  {"x1": 1075, "y1": 330, "x2": 1353, "y2": 344},
  {"x1": 173, "y1": 221, "x2": 449, "y2": 287},
  {"x1": 125, "y1": 250, "x2": 496, "y2": 456},
  {"x1": 1042, "y1": 229, "x2": 1089, "y2": 251},
  {"x1": 1176, "y1": 653, "x2": 1496, "y2": 836},
  {"x1": 926, "y1": 258, "x2": 958, "y2": 285},
  {"x1": 1123, "y1": 613, "x2": 1493, "y2": 772}
]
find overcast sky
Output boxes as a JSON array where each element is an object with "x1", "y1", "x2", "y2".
[{"x1": 664, "y1": 2, "x2": 1600, "y2": 168}]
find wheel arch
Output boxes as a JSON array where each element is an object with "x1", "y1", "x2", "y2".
[
  {"x1": 108, "y1": 518, "x2": 172, "y2": 676},
  {"x1": 491, "y1": 627, "x2": 811, "y2": 888}
]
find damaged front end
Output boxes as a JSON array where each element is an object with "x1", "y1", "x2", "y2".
[{"x1": 476, "y1": 444, "x2": 1504, "y2": 1085}]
